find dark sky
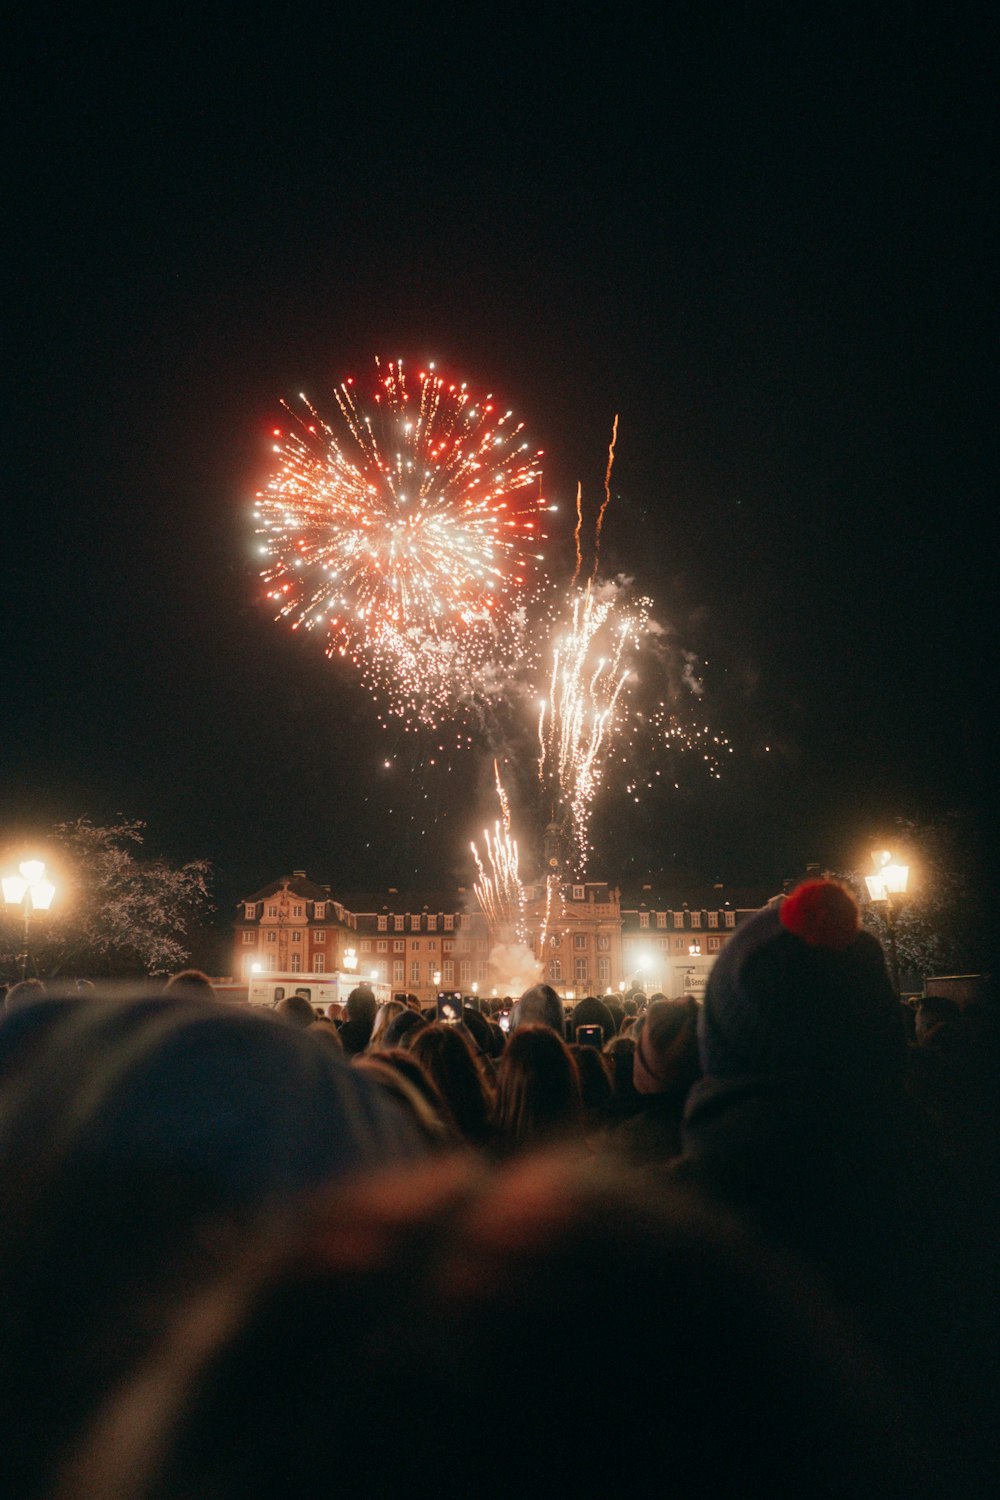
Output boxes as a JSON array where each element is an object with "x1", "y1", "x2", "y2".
[{"x1": 3, "y1": 7, "x2": 994, "y2": 919}]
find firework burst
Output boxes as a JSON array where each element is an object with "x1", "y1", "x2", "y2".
[
  {"x1": 472, "y1": 761, "x2": 526, "y2": 943},
  {"x1": 255, "y1": 359, "x2": 549, "y2": 725},
  {"x1": 537, "y1": 580, "x2": 649, "y2": 873}
]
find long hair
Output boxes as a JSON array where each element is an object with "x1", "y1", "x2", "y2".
[
  {"x1": 408, "y1": 1023, "x2": 493, "y2": 1146},
  {"x1": 492, "y1": 1023, "x2": 585, "y2": 1153}
]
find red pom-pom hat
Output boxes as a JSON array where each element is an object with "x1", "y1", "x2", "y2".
[{"x1": 779, "y1": 879, "x2": 860, "y2": 951}]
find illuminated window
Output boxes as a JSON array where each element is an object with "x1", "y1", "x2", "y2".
[
  {"x1": 708, "y1": 911, "x2": 719, "y2": 928},
  {"x1": 314, "y1": 903, "x2": 325, "y2": 919},
  {"x1": 657, "y1": 911, "x2": 667, "y2": 928},
  {"x1": 443, "y1": 915, "x2": 454, "y2": 931},
  {"x1": 691, "y1": 912, "x2": 701, "y2": 928},
  {"x1": 394, "y1": 916, "x2": 404, "y2": 932},
  {"x1": 549, "y1": 959, "x2": 562, "y2": 982},
  {"x1": 573, "y1": 886, "x2": 584, "y2": 901},
  {"x1": 725, "y1": 911, "x2": 735, "y2": 928},
  {"x1": 427, "y1": 915, "x2": 437, "y2": 931},
  {"x1": 411, "y1": 915, "x2": 420, "y2": 931},
  {"x1": 377, "y1": 915, "x2": 388, "y2": 931},
  {"x1": 639, "y1": 913, "x2": 649, "y2": 928},
  {"x1": 673, "y1": 912, "x2": 684, "y2": 928},
  {"x1": 244, "y1": 904, "x2": 255, "y2": 919}
]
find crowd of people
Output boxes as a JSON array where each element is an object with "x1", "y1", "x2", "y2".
[{"x1": 0, "y1": 878, "x2": 997, "y2": 1496}]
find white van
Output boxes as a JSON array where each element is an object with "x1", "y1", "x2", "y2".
[{"x1": 246, "y1": 971, "x2": 392, "y2": 1013}]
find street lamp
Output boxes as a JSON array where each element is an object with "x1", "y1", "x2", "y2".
[
  {"x1": 865, "y1": 849, "x2": 909, "y2": 994},
  {"x1": 2, "y1": 859, "x2": 56, "y2": 980}
]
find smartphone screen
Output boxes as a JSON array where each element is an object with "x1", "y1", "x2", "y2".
[
  {"x1": 436, "y1": 992, "x2": 463, "y2": 1024},
  {"x1": 576, "y1": 1024, "x2": 603, "y2": 1048}
]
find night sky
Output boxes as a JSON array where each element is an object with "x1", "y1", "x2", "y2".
[{"x1": 4, "y1": 8, "x2": 994, "y2": 926}]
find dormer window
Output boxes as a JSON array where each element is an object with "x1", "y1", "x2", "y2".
[
  {"x1": 673, "y1": 912, "x2": 684, "y2": 928},
  {"x1": 377, "y1": 915, "x2": 388, "y2": 931},
  {"x1": 314, "y1": 902, "x2": 325, "y2": 920},
  {"x1": 573, "y1": 885, "x2": 584, "y2": 901},
  {"x1": 244, "y1": 904, "x2": 255, "y2": 920},
  {"x1": 639, "y1": 912, "x2": 649, "y2": 928}
]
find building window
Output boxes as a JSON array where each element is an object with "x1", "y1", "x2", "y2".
[
  {"x1": 459, "y1": 960, "x2": 471, "y2": 985},
  {"x1": 361, "y1": 939, "x2": 372, "y2": 952},
  {"x1": 658, "y1": 937, "x2": 669, "y2": 950},
  {"x1": 725, "y1": 911, "x2": 735, "y2": 928},
  {"x1": 394, "y1": 916, "x2": 404, "y2": 932},
  {"x1": 443, "y1": 959, "x2": 455, "y2": 983},
  {"x1": 443, "y1": 914, "x2": 454, "y2": 931},
  {"x1": 266, "y1": 931, "x2": 276, "y2": 944},
  {"x1": 574, "y1": 958, "x2": 587, "y2": 983},
  {"x1": 242, "y1": 931, "x2": 255, "y2": 945},
  {"x1": 443, "y1": 939, "x2": 454, "y2": 953},
  {"x1": 292, "y1": 905, "x2": 303, "y2": 918},
  {"x1": 598, "y1": 957, "x2": 610, "y2": 985},
  {"x1": 708, "y1": 911, "x2": 719, "y2": 928},
  {"x1": 291, "y1": 954, "x2": 301, "y2": 973},
  {"x1": 573, "y1": 934, "x2": 587, "y2": 949},
  {"x1": 393, "y1": 960, "x2": 404, "y2": 984},
  {"x1": 656, "y1": 911, "x2": 667, "y2": 928},
  {"x1": 691, "y1": 912, "x2": 701, "y2": 928},
  {"x1": 377, "y1": 915, "x2": 388, "y2": 931},
  {"x1": 315, "y1": 930, "x2": 325, "y2": 943},
  {"x1": 268, "y1": 905, "x2": 278, "y2": 917},
  {"x1": 314, "y1": 903, "x2": 325, "y2": 919},
  {"x1": 708, "y1": 937, "x2": 721, "y2": 952},
  {"x1": 377, "y1": 940, "x2": 388, "y2": 952},
  {"x1": 427, "y1": 914, "x2": 437, "y2": 931},
  {"x1": 674, "y1": 938, "x2": 685, "y2": 952},
  {"x1": 314, "y1": 954, "x2": 325, "y2": 972},
  {"x1": 394, "y1": 939, "x2": 405, "y2": 953},
  {"x1": 460, "y1": 915, "x2": 470, "y2": 930},
  {"x1": 244, "y1": 904, "x2": 255, "y2": 920},
  {"x1": 427, "y1": 939, "x2": 437, "y2": 951},
  {"x1": 243, "y1": 955, "x2": 255, "y2": 978},
  {"x1": 639, "y1": 912, "x2": 649, "y2": 928},
  {"x1": 476, "y1": 939, "x2": 487, "y2": 953},
  {"x1": 598, "y1": 935, "x2": 610, "y2": 950},
  {"x1": 291, "y1": 931, "x2": 301, "y2": 943},
  {"x1": 572, "y1": 885, "x2": 584, "y2": 901},
  {"x1": 549, "y1": 959, "x2": 562, "y2": 982},
  {"x1": 673, "y1": 912, "x2": 684, "y2": 928},
  {"x1": 410, "y1": 962, "x2": 420, "y2": 984}
]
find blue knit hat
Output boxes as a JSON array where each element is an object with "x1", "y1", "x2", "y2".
[{"x1": 699, "y1": 880, "x2": 903, "y2": 1088}]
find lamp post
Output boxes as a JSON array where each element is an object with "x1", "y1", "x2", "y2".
[
  {"x1": 865, "y1": 848, "x2": 909, "y2": 995},
  {"x1": 2, "y1": 859, "x2": 56, "y2": 981}
]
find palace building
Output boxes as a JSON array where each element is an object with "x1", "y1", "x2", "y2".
[{"x1": 233, "y1": 870, "x2": 774, "y2": 1007}]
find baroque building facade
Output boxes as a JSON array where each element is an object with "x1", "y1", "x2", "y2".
[{"x1": 234, "y1": 870, "x2": 774, "y2": 1007}]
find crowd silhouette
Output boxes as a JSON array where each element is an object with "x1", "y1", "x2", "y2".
[{"x1": 0, "y1": 878, "x2": 996, "y2": 1497}]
